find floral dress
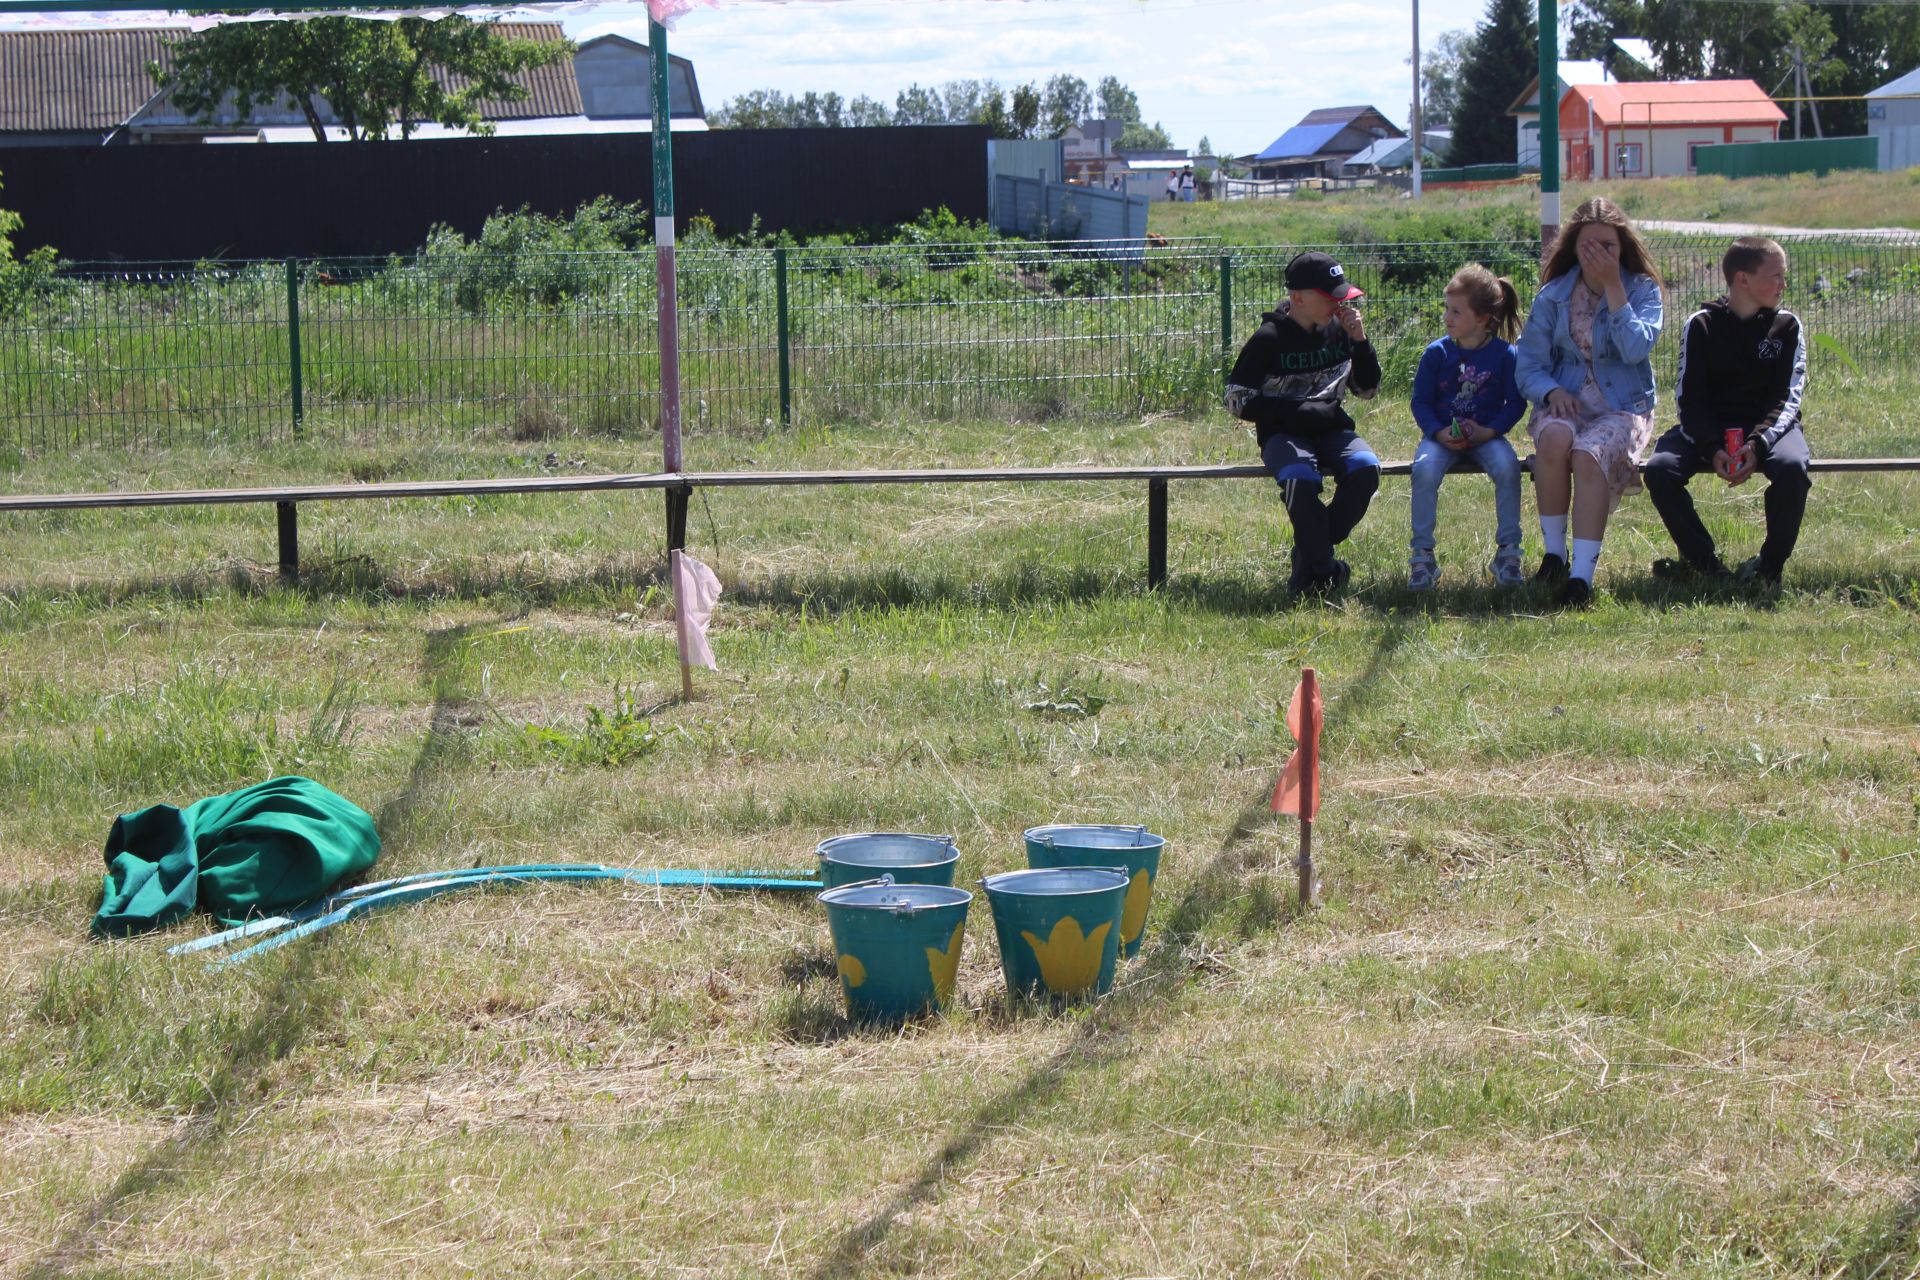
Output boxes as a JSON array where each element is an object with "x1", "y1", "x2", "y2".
[{"x1": 1526, "y1": 279, "x2": 1655, "y2": 509}]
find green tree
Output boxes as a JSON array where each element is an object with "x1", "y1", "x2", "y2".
[
  {"x1": 0, "y1": 173, "x2": 58, "y2": 313},
  {"x1": 1195, "y1": 135, "x2": 1214, "y2": 156},
  {"x1": 1042, "y1": 73, "x2": 1091, "y2": 136},
  {"x1": 1010, "y1": 82, "x2": 1042, "y2": 138},
  {"x1": 847, "y1": 95, "x2": 893, "y2": 127},
  {"x1": 1448, "y1": 0, "x2": 1537, "y2": 164},
  {"x1": 154, "y1": 16, "x2": 571, "y2": 142},
  {"x1": 1417, "y1": 28, "x2": 1474, "y2": 129},
  {"x1": 1119, "y1": 120, "x2": 1173, "y2": 150},
  {"x1": 1097, "y1": 75, "x2": 1141, "y2": 124},
  {"x1": 894, "y1": 83, "x2": 945, "y2": 125}
]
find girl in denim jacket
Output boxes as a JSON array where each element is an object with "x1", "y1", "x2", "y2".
[{"x1": 1514, "y1": 198, "x2": 1664, "y2": 606}]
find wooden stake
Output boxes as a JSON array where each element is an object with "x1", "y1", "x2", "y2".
[
  {"x1": 1297, "y1": 667, "x2": 1319, "y2": 907},
  {"x1": 1297, "y1": 817, "x2": 1314, "y2": 907}
]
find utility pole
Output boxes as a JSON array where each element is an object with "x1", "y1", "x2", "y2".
[{"x1": 1411, "y1": 0, "x2": 1423, "y2": 198}]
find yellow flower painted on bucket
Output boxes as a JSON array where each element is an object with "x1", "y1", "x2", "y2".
[
  {"x1": 925, "y1": 922, "x2": 965, "y2": 1005},
  {"x1": 1120, "y1": 868, "x2": 1152, "y2": 946},
  {"x1": 836, "y1": 953, "x2": 867, "y2": 988},
  {"x1": 1020, "y1": 915, "x2": 1112, "y2": 994}
]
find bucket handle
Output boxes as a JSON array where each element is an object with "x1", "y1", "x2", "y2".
[{"x1": 1129, "y1": 824, "x2": 1147, "y2": 846}]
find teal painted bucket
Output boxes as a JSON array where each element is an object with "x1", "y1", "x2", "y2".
[
  {"x1": 817, "y1": 878, "x2": 973, "y2": 1020},
  {"x1": 981, "y1": 867, "x2": 1129, "y2": 999},
  {"x1": 1024, "y1": 824, "x2": 1167, "y2": 959},
  {"x1": 817, "y1": 832, "x2": 960, "y2": 891}
]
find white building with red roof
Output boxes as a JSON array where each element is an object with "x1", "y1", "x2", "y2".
[{"x1": 1557, "y1": 80, "x2": 1786, "y2": 180}]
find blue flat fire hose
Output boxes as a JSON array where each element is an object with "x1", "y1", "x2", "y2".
[{"x1": 168, "y1": 864, "x2": 823, "y2": 968}]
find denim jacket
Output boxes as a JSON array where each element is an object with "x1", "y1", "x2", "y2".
[{"x1": 1514, "y1": 270, "x2": 1663, "y2": 416}]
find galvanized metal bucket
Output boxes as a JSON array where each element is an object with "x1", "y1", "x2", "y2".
[
  {"x1": 816, "y1": 832, "x2": 961, "y2": 890},
  {"x1": 981, "y1": 866, "x2": 1129, "y2": 999},
  {"x1": 817, "y1": 877, "x2": 973, "y2": 1020},
  {"x1": 1024, "y1": 824, "x2": 1166, "y2": 959}
]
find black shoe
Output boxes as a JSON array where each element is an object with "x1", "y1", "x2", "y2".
[
  {"x1": 1534, "y1": 553, "x2": 1568, "y2": 584},
  {"x1": 1736, "y1": 555, "x2": 1782, "y2": 586},
  {"x1": 1652, "y1": 556, "x2": 1731, "y2": 581},
  {"x1": 1289, "y1": 558, "x2": 1351, "y2": 598},
  {"x1": 1554, "y1": 576, "x2": 1593, "y2": 608}
]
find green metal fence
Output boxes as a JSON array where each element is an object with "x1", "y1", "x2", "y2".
[{"x1": 2, "y1": 233, "x2": 1915, "y2": 456}]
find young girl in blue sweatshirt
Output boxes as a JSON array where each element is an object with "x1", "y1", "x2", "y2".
[{"x1": 1407, "y1": 264, "x2": 1528, "y2": 590}]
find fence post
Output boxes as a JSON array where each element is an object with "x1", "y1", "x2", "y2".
[
  {"x1": 285, "y1": 259, "x2": 304, "y2": 438},
  {"x1": 775, "y1": 246, "x2": 792, "y2": 427},
  {"x1": 1219, "y1": 254, "x2": 1233, "y2": 361}
]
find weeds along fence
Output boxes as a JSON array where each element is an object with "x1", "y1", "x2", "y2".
[{"x1": 2, "y1": 234, "x2": 1915, "y2": 456}]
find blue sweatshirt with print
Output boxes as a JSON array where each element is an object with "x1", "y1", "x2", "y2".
[{"x1": 1409, "y1": 336, "x2": 1527, "y2": 440}]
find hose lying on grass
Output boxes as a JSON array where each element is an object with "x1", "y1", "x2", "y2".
[{"x1": 167, "y1": 864, "x2": 823, "y2": 968}]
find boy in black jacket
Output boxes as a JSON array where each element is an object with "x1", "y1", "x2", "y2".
[
  {"x1": 1226, "y1": 252, "x2": 1383, "y2": 594},
  {"x1": 1645, "y1": 237, "x2": 1811, "y2": 585}
]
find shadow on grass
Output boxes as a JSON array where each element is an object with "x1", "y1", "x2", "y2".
[
  {"x1": 23, "y1": 616, "x2": 498, "y2": 1279},
  {"x1": 807, "y1": 618, "x2": 1413, "y2": 1279}
]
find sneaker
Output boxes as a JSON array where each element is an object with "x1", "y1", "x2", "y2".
[
  {"x1": 1489, "y1": 546, "x2": 1526, "y2": 588},
  {"x1": 1736, "y1": 555, "x2": 1782, "y2": 586},
  {"x1": 1291, "y1": 558, "x2": 1351, "y2": 598},
  {"x1": 1408, "y1": 554, "x2": 1439, "y2": 592},
  {"x1": 1533, "y1": 553, "x2": 1569, "y2": 584},
  {"x1": 1555, "y1": 576, "x2": 1593, "y2": 608},
  {"x1": 1652, "y1": 556, "x2": 1730, "y2": 581}
]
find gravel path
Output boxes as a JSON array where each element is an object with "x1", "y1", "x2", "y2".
[{"x1": 1640, "y1": 218, "x2": 1920, "y2": 242}]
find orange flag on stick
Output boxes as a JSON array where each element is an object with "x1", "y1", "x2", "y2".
[{"x1": 1270, "y1": 667, "x2": 1322, "y2": 818}]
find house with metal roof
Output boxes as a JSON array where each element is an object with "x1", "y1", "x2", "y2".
[
  {"x1": 1557, "y1": 80, "x2": 1785, "y2": 180},
  {"x1": 1867, "y1": 66, "x2": 1920, "y2": 170},
  {"x1": 1245, "y1": 105, "x2": 1401, "y2": 180},
  {"x1": 1505, "y1": 59, "x2": 1613, "y2": 169},
  {"x1": 1345, "y1": 132, "x2": 1447, "y2": 173},
  {"x1": 0, "y1": 23, "x2": 703, "y2": 146}
]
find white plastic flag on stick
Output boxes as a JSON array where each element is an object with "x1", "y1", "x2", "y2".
[{"x1": 671, "y1": 549, "x2": 720, "y2": 696}]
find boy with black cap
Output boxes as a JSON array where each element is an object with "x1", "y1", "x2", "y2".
[
  {"x1": 1644, "y1": 236, "x2": 1811, "y2": 586},
  {"x1": 1225, "y1": 251, "x2": 1383, "y2": 593}
]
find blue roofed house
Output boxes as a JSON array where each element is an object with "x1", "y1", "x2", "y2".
[{"x1": 1246, "y1": 105, "x2": 1402, "y2": 179}]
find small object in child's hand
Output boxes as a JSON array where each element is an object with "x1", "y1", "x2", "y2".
[
  {"x1": 1447, "y1": 421, "x2": 1471, "y2": 443},
  {"x1": 1723, "y1": 428, "x2": 1745, "y2": 480}
]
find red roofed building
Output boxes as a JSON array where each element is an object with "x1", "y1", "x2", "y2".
[{"x1": 1560, "y1": 80, "x2": 1786, "y2": 180}]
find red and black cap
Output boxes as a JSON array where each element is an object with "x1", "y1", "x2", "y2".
[{"x1": 1284, "y1": 251, "x2": 1365, "y2": 301}]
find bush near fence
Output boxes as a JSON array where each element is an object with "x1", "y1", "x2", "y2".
[{"x1": 2, "y1": 234, "x2": 1915, "y2": 456}]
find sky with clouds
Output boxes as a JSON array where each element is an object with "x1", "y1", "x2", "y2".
[{"x1": 565, "y1": 0, "x2": 1493, "y2": 157}]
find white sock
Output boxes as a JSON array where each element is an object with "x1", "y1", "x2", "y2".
[
  {"x1": 1540, "y1": 515, "x2": 1568, "y2": 561},
  {"x1": 1570, "y1": 538, "x2": 1603, "y2": 583}
]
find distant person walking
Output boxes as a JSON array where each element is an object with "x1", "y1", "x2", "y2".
[
  {"x1": 1514, "y1": 197, "x2": 1665, "y2": 607},
  {"x1": 1166, "y1": 171, "x2": 1180, "y2": 201},
  {"x1": 1179, "y1": 167, "x2": 1196, "y2": 202}
]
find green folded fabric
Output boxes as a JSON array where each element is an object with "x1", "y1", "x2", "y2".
[{"x1": 92, "y1": 776, "x2": 381, "y2": 937}]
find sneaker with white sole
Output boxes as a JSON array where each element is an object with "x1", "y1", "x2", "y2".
[
  {"x1": 1489, "y1": 546, "x2": 1525, "y2": 588},
  {"x1": 1407, "y1": 554, "x2": 1439, "y2": 592}
]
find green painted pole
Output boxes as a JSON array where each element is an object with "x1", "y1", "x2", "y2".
[
  {"x1": 775, "y1": 245, "x2": 791, "y2": 426},
  {"x1": 1219, "y1": 255, "x2": 1233, "y2": 361},
  {"x1": 285, "y1": 259, "x2": 304, "y2": 437},
  {"x1": 1538, "y1": 0, "x2": 1560, "y2": 249},
  {"x1": 650, "y1": 16, "x2": 681, "y2": 477}
]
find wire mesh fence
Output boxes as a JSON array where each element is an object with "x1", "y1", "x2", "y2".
[{"x1": 2, "y1": 232, "x2": 1915, "y2": 458}]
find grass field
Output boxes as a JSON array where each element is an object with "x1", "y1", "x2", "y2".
[
  {"x1": 1155, "y1": 169, "x2": 1920, "y2": 245},
  {"x1": 4, "y1": 342, "x2": 1919, "y2": 1277}
]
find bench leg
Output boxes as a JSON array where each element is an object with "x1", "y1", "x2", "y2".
[
  {"x1": 665, "y1": 486, "x2": 689, "y2": 554},
  {"x1": 276, "y1": 501, "x2": 298, "y2": 580},
  {"x1": 1148, "y1": 478, "x2": 1168, "y2": 590}
]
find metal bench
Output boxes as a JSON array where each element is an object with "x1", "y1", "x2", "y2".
[{"x1": 4, "y1": 457, "x2": 1915, "y2": 589}]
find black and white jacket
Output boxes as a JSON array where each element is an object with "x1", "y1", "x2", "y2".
[
  {"x1": 1225, "y1": 302, "x2": 1381, "y2": 446},
  {"x1": 1674, "y1": 297, "x2": 1807, "y2": 460}
]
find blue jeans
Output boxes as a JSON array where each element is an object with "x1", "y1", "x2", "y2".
[{"x1": 1408, "y1": 435, "x2": 1522, "y2": 554}]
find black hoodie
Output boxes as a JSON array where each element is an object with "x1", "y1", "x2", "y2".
[
  {"x1": 1675, "y1": 297, "x2": 1806, "y2": 460},
  {"x1": 1225, "y1": 302, "x2": 1381, "y2": 446}
]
